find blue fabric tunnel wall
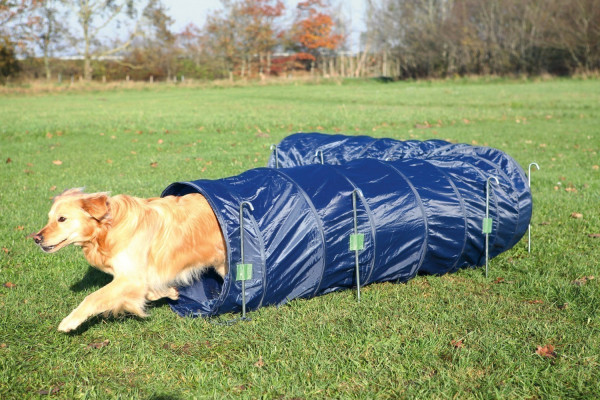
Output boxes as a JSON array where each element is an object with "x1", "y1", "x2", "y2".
[
  {"x1": 162, "y1": 135, "x2": 531, "y2": 317},
  {"x1": 269, "y1": 132, "x2": 532, "y2": 255}
]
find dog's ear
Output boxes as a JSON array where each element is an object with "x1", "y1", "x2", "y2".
[
  {"x1": 81, "y1": 194, "x2": 109, "y2": 221},
  {"x1": 60, "y1": 187, "x2": 85, "y2": 196},
  {"x1": 54, "y1": 187, "x2": 85, "y2": 202}
]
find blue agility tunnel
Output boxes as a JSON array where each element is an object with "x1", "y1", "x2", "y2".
[
  {"x1": 162, "y1": 136, "x2": 531, "y2": 318},
  {"x1": 269, "y1": 132, "x2": 532, "y2": 253}
]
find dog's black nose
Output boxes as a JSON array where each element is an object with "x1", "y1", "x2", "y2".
[{"x1": 33, "y1": 233, "x2": 43, "y2": 244}]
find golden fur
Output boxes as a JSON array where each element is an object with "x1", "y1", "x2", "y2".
[{"x1": 33, "y1": 188, "x2": 226, "y2": 332}]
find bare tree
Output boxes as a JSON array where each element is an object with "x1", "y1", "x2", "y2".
[
  {"x1": 545, "y1": 0, "x2": 600, "y2": 72},
  {"x1": 0, "y1": 0, "x2": 43, "y2": 80},
  {"x1": 140, "y1": 0, "x2": 177, "y2": 79},
  {"x1": 64, "y1": 0, "x2": 152, "y2": 80},
  {"x1": 178, "y1": 22, "x2": 204, "y2": 69},
  {"x1": 0, "y1": 0, "x2": 43, "y2": 35},
  {"x1": 20, "y1": 0, "x2": 69, "y2": 80},
  {"x1": 204, "y1": 2, "x2": 241, "y2": 80},
  {"x1": 366, "y1": 0, "x2": 453, "y2": 77},
  {"x1": 364, "y1": 0, "x2": 599, "y2": 77}
]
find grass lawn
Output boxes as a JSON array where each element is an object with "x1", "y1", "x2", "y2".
[{"x1": 0, "y1": 78, "x2": 599, "y2": 399}]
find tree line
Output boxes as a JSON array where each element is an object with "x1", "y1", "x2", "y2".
[
  {"x1": 1, "y1": 0, "x2": 598, "y2": 83},
  {"x1": 365, "y1": 0, "x2": 600, "y2": 78},
  {"x1": 0, "y1": 0, "x2": 347, "y2": 82}
]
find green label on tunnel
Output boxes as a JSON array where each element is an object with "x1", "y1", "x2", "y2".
[
  {"x1": 236, "y1": 263, "x2": 253, "y2": 281},
  {"x1": 349, "y1": 233, "x2": 365, "y2": 251},
  {"x1": 482, "y1": 218, "x2": 493, "y2": 234}
]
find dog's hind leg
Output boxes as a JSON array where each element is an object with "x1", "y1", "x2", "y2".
[{"x1": 58, "y1": 278, "x2": 147, "y2": 332}]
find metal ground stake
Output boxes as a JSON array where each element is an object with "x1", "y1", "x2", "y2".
[
  {"x1": 270, "y1": 144, "x2": 279, "y2": 169},
  {"x1": 484, "y1": 176, "x2": 499, "y2": 278},
  {"x1": 315, "y1": 150, "x2": 324, "y2": 164},
  {"x1": 527, "y1": 162, "x2": 540, "y2": 253},
  {"x1": 237, "y1": 201, "x2": 254, "y2": 320},
  {"x1": 350, "y1": 189, "x2": 365, "y2": 301}
]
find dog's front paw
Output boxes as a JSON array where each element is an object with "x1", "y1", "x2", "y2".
[{"x1": 58, "y1": 315, "x2": 83, "y2": 333}]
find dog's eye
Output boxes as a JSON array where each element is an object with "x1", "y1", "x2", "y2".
[{"x1": 58, "y1": 216, "x2": 67, "y2": 222}]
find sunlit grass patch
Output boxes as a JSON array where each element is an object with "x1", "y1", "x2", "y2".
[{"x1": 1, "y1": 78, "x2": 599, "y2": 399}]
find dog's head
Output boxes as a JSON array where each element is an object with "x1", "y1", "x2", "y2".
[{"x1": 33, "y1": 188, "x2": 110, "y2": 253}]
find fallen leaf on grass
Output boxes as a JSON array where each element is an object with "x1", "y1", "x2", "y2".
[
  {"x1": 52, "y1": 160, "x2": 62, "y2": 165},
  {"x1": 150, "y1": 162, "x2": 158, "y2": 168},
  {"x1": 3, "y1": 282, "x2": 16, "y2": 289},
  {"x1": 526, "y1": 300, "x2": 544, "y2": 304},
  {"x1": 49, "y1": 185, "x2": 56, "y2": 191},
  {"x1": 235, "y1": 384, "x2": 249, "y2": 392},
  {"x1": 588, "y1": 233, "x2": 600, "y2": 238},
  {"x1": 450, "y1": 339, "x2": 464, "y2": 348},
  {"x1": 254, "y1": 356, "x2": 265, "y2": 368},
  {"x1": 536, "y1": 344, "x2": 556, "y2": 358},
  {"x1": 0, "y1": 343, "x2": 7, "y2": 348},
  {"x1": 565, "y1": 187, "x2": 577, "y2": 193},
  {"x1": 6, "y1": 157, "x2": 12, "y2": 163},
  {"x1": 2, "y1": 247, "x2": 9, "y2": 254},
  {"x1": 593, "y1": 165, "x2": 599, "y2": 171},
  {"x1": 570, "y1": 212, "x2": 583, "y2": 219},
  {"x1": 162, "y1": 343, "x2": 175, "y2": 350},
  {"x1": 15, "y1": 226, "x2": 24, "y2": 231},
  {"x1": 38, "y1": 386, "x2": 61, "y2": 396},
  {"x1": 87, "y1": 339, "x2": 109, "y2": 349},
  {"x1": 415, "y1": 121, "x2": 432, "y2": 129},
  {"x1": 162, "y1": 342, "x2": 193, "y2": 354},
  {"x1": 572, "y1": 276, "x2": 594, "y2": 286}
]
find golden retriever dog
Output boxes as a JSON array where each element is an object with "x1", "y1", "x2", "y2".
[{"x1": 32, "y1": 188, "x2": 226, "y2": 332}]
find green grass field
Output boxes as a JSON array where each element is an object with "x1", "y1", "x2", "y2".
[{"x1": 1, "y1": 78, "x2": 599, "y2": 399}]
